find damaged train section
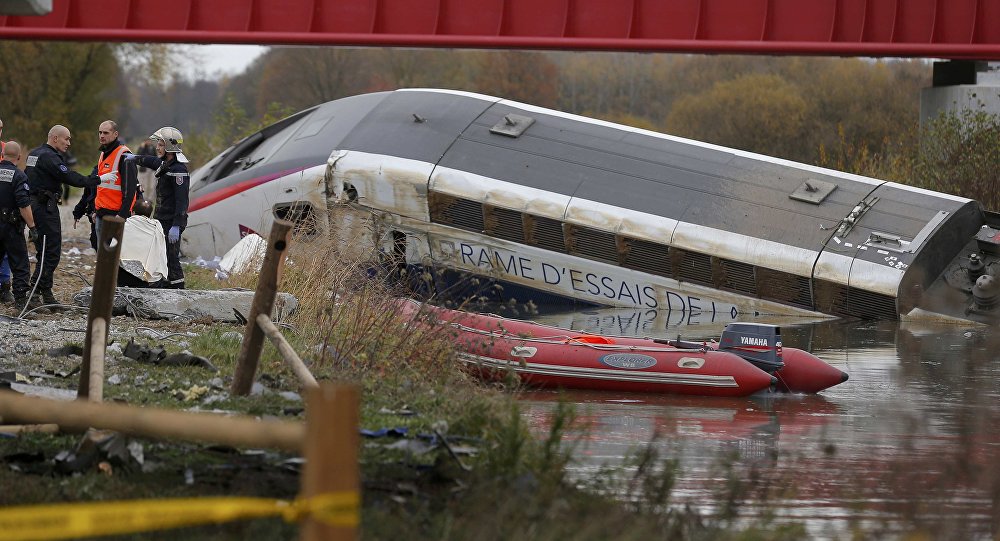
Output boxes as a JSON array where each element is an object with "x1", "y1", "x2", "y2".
[{"x1": 182, "y1": 88, "x2": 1000, "y2": 325}]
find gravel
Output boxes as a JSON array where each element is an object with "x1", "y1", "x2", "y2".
[{"x1": 0, "y1": 203, "x2": 203, "y2": 369}]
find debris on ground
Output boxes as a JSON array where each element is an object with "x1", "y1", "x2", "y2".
[
  {"x1": 72, "y1": 287, "x2": 298, "y2": 323},
  {"x1": 122, "y1": 339, "x2": 218, "y2": 371}
]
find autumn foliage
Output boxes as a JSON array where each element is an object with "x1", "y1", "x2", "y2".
[{"x1": 4, "y1": 43, "x2": 996, "y2": 210}]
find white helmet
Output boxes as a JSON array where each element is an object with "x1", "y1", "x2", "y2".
[{"x1": 150, "y1": 126, "x2": 188, "y2": 163}]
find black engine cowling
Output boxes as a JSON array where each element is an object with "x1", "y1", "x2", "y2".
[{"x1": 719, "y1": 323, "x2": 784, "y2": 373}]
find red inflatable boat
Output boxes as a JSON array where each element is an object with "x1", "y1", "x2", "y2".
[{"x1": 394, "y1": 299, "x2": 847, "y2": 395}]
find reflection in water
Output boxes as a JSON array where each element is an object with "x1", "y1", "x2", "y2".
[
  {"x1": 528, "y1": 305, "x2": 834, "y2": 341},
  {"x1": 517, "y1": 312, "x2": 1000, "y2": 539}
]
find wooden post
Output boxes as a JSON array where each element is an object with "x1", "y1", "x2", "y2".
[
  {"x1": 231, "y1": 219, "x2": 294, "y2": 396},
  {"x1": 0, "y1": 392, "x2": 304, "y2": 451},
  {"x1": 79, "y1": 216, "x2": 124, "y2": 400},
  {"x1": 301, "y1": 384, "x2": 359, "y2": 541},
  {"x1": 88, "y1": 318, "x2": 107, "y2": 403},
  {"x1": 257, "y1": 314, "x2": 319, "y2": 389}
]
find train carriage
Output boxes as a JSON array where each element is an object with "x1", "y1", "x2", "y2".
[{"x1": 184, "y1": 88, "x2": 1000, "y2": 325}]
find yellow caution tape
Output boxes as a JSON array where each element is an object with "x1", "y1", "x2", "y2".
[{"x1": 0, "y1": 491, "x2": 358, "y2": 541}]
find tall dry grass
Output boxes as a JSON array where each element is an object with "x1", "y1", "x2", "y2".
[{"x1": 218, "y1": 215, "x2": 504, "y2": 419}]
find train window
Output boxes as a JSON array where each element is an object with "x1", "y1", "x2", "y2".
[
  {"x1": 295, "y1": 115, "x2": 334, "y2": 140},
  {"x1": 565, "y1": 224, "x2": 619, "y2": 265},
  {"x1": 621, "y1": 237, "x2": 672, "y2": 278},
  {"x1": 202, "y1": 108, "x2": 314, "y2": 183},
  {"x1": 483, "y1": 205, "x2": 523, "y2": 243}
]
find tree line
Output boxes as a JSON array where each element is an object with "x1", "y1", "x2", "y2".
[{"x1": 1, "y1": 42, "x2": 996, "y2": 209}]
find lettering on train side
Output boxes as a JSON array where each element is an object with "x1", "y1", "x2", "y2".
[
  {"x1": 453, "y1": 242, "x2": 736, "y2": 314},
  {"x1": 542, "y1": 263, "x2": 560, "y2": 284},
  {"x1": 460, "y1": 244, "x2": 536, "y2": 280}
]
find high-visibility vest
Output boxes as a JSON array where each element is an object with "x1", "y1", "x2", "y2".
[{"x1": 94, "y1": 144, "x2": 134, "y2": 212}]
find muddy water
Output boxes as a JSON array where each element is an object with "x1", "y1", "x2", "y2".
[{"x1": 517, "y1": 309, "x2": 1000, "y2": 539}]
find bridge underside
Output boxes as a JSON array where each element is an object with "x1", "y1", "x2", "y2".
[{"x1": 1, "y1": 0, "x2": 999, "y2": 59}]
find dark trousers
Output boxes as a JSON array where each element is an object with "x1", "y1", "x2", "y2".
[
  {"x1": 159, "y1": 220, "x2": 184, "y2": 288},
  {"x1": 88, "y1": 218, "x2": 97, "y2": 251},
  {"x1": 117, "y1": 266, "x2": 150, "y2": 288},
  {"x1": 0, "y1": 221, "x2": 31, "y2": 297},
  {"x1": 94, "y1": 209, "x2": 121, "y2": 248},
  {"x1": 30, "y1": 201, "x2": 61, "y2": 291}
]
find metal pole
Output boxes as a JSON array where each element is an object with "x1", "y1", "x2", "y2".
[
  {"x1": 231, "y1": 219, "x2": 294, "y2": 396},
  {"x1": 79, "y1": 216, "x2": 124, "y2": 400}
]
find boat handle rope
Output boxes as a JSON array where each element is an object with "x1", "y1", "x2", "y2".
[{"x1": 444, "y1": 323, "x2": 710, "y2": 353}]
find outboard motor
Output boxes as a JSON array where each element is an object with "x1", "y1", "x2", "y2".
[{"x1": 719, "y1": 323, "x2": 784, "y2": 373}]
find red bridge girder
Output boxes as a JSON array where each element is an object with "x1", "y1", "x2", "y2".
[{"x1": 1, "y1": 0, "x2": 999, "y2": 60}]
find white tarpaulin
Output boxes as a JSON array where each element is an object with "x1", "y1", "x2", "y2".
[
  {"x1": 219, "y1": 233, "x2": 266, "y2": 274},
  {"x1": 120, "y1": 216, "x2": 168, "y2": 283}
]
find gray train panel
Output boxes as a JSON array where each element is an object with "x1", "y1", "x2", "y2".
[
  {"x1": 445, "y1": 97, "x2": 884, "y2": 253},
  {"x1": 189, "y1": 89, "x2": 1000, "y2": 323},
  {"x1": 338, "y1": 91, "x2": 494, "y2": 164}
]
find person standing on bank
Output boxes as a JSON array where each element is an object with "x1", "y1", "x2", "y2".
[
  {"x1": 0, "y1": 141, "x2": 39, "y2": 312},
  {"x1": 89, "y1": 120, "x2": 138, "y2": 241},
  {"x1": 0, "y1": 118, "x2": 11, "y2": 303},
  {"x1": 129, "y1": 127, "x2": 189, "y2": 289},
  {"x1": 25, "y1": 125, "x2": 102, "y2": 307}
]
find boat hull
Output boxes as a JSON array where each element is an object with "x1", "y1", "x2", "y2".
[
  {"x1": 396, "y1": 299, "x2": 847, "y2": 394},
  {"x1": 451, "y1": 326, "x2": 776, "y2": 397}
]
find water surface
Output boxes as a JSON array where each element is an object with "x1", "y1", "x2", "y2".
[{"x1": 517, "y1": 308, "x2": 1000, "y2": 539}]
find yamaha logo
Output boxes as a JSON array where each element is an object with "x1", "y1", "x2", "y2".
[
  {"x1": 740, "y1": 336, "x2": 770, "y2": 346},
  {"x1": 599, "y1": 353, "x2": 657, "y2": 370}
]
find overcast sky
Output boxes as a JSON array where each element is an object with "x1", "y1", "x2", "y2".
[{"x1": 181, "y1": 44, "x2": 268, "y2": 80}]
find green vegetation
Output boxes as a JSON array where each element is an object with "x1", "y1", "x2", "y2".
[
  {"x1": 0, "y1": 41, "x2": 121, "y2": 163},
  {"x1": 912, "y1": 106, "x2": 1000, "y2": 209}
]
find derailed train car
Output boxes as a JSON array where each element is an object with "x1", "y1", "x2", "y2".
[{"x1": 184, "y1": 88, "x2": 1000, "y2": 324}]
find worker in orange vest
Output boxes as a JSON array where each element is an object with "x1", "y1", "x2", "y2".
[{"x1": 89, "y1": 120, "x2": 139, "y2": 242}]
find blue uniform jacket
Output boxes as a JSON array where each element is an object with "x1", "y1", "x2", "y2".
[
  {"x1": 25, "y1": 143, "x2": 97, "y2": 197},
  {"x1": 0, "y1": 159, "x2": 31, "y2": 211},
  {"x1": 136, "y1": 155, "x2": 189, "y2": 228}
]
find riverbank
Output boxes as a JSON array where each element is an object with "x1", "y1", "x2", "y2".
[{"x1": 0, "y1": 227, "x2": 804, "y2": 540}]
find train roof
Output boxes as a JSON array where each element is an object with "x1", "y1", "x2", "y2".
[{"x1": 194, "y1": 88, "x2": 975, "y2": 256}]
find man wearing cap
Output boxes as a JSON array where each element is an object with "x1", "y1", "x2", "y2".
[{"x1": 128, "y1": 127, "x2": 189, "y2": 289}]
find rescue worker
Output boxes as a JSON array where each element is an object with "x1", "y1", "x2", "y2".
[
  {"x1": 0, "y1": 118, "x2": 10, "y2": 303},
  {"x1": 129, "y1": 127, "x2": 189, "y2": 289},
  {"x1": 0, "y1": 141, "x2": 39, "y2": 312},
  {"x1": 25, "y1": 125, "x2": 102, "y2": 308},
  {"x1": 90, "y1": 120, "x2": 138, "y2": 241}
]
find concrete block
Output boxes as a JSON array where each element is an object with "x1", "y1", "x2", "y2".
[{"x1": 73, "y1": 287, "x2": 298, "y2": 322}]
